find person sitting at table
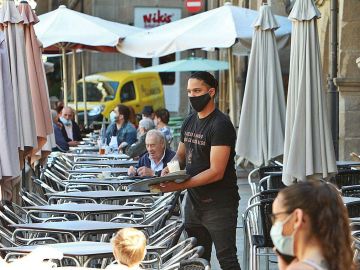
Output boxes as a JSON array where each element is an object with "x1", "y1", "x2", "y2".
[
  {"x1": 271, "y1": 180, "x2": 355, "y2": 270},
  {"x1": 128, "y1": 130, "x2": 175, "y2": 177},
  {"x1": 125, "y1": 118, "x2": 155, "y2": 158},
  {"x1": 110, "y1": 228, "x2": 146, "y2": 270},
  {"x1": 154, "y1": 108, "x2": 173, "y2": 144},
  {"x1": 106, "y1": 104, "x2": 137, "y2": 152},
  {"x1": 59, "y1": 106, "x2": 82, "y2": 147},
  {"x1": 141, "y1": 106, "x2": 155, "y2": 121},
  {"x1": 51, "y1": 110, "x2": 69, "y2": 152}
]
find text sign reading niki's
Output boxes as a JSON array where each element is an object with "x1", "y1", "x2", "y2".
[{"x1": 134, "y1": 7, "x2": 182, "y2": 29}]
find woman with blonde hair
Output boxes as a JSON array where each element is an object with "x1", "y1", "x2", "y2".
[
  {"x1": 111, "y1": 228, "x2": 146, "y2": 270},
  {"x1": 271, "y1": 180, "x2": 356, "y2": 270}
]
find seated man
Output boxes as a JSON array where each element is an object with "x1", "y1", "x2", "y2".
[
  {"x1": 106, "y1": 104, "x2": 137, "y2": 152},
  {"x1": 51, "y1": 110, "x2": 69, "y2": 152},
  {"x1": 141, "y1": 105, "x2": 155, "y2": 121},
  {"x1": 59, "y1": 106, "x2": 82, "y2": 146},
  {"x1": 128, "y1": 130, "x2": 175, "y2": 177},
  {"x1": 125, "y1": 118, "x2": 155, "y2": 158}
]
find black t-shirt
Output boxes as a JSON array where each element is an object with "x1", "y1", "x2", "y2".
[{"x1": 180, "y1": 108, "x2": 239, "y2": 208}]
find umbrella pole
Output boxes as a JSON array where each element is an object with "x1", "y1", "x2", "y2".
[
  {"x1": 81, "y1": 51, "x2": 88, "y2": 128},
  {"x1": 227, "y1": 47, "x2": 236, "y2": 125},
  {"x1": 72, "y1": 49, "x2": 78, "y2": 122},
  {"x1": 61, "y1": 47, "x2": 68, "y2": 107}
]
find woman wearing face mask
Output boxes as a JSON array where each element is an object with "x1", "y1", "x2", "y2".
[
  {"x1": 271, "y1": 181, "x2": 355, "y2": 270},
  {"x1": 105, "y1": 104, "x2": 137, "y2": 152}
]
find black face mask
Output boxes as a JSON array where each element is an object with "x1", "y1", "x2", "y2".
[{"x1": 189, "y1": 92, "x2": 211, "y2": 112}]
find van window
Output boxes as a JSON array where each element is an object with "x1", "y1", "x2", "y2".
[
  {"x1": 120, "y1": 81, "x2": 136, "y2": 102},
  {"x1": 72, "y1": 81, "x2": 118, "y2": 102}
]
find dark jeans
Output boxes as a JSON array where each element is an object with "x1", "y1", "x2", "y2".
[{"x1": 183, "y1": 193, "x2": 241, "y2": 270}]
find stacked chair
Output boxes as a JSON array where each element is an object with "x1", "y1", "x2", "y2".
[
  {"x1": 244, "y1": 161, "x2": 360, "y2": 269},
  {"x1": 0, "y1": 152, "x2": 209, "y2": 270},
  {"x1": 243, "y1": 164, "x2": 284, "y2": 270}
]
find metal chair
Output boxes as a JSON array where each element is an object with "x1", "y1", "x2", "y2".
[
  {"x1": 111, "y1": 206, "x2": 170, "y2": 236},
  {"x1": 247, "y1": 165, "x2": 282, "y2": 196},
  {"x1": 258, "y1": 174, "x2": 285, "y2": 192},
  {"x1": 346, "y1": 201, "x2": 360, "y2": 218},
  {"x1": 243, "y1": 198, "x2": 275, "y2": 270},
  {"x1": 248, "y1": 189, "x2": 279, "y2": 207},
  {"x1": 258, "y1": 165, "x2": 283, "y2": 180},
  {"x1": 352, "y1": 229, "x2": 360, "y2": 265},
  {"x1": 329, "y1": 169, "x2": 360, "y2": 189},
  {"x1": 179, "y1": 258, "x2": 211, "y2": 270},
  {"x1": 20, "y1": 189, "x2": 47, "y2": 206},
  {"x1": 342, "y1": 185, "x2": 360, "y2": 197},
  {"x1": 142, "y1": 237, "x2": 198, "y2": 269},
  {"x1": 149, "y1": 219, "x2": 185, "y2": 250}
]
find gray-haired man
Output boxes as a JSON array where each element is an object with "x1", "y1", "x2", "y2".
[{"x1": 128, "y1": 130, "x2": 175, "y2": 177}]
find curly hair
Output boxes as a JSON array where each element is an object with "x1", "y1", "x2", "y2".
[
  {"x1": 112, "y1": 228, "x2": 146, "y2": 267},
  {"x1": 279, "y1": 181, "x2": 356, "y2": 270}
]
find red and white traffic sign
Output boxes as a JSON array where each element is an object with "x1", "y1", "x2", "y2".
[{"x1": 185, "y1": 0, "x2": 202, "y2": 13}]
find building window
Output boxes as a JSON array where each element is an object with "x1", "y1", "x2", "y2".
[{"x1": 135, "y1": 58, "x2": 152, "y2": 69}]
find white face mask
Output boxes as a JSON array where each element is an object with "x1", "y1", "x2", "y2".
[
  {"x1": 270, "y1": 213, "x2": 295, "y2": 256},
  {"x1": 109, "y1": 111, "x2": 117, "y2": 123},
  {"x1": 60, "y1": 116, "x2": 72, "y2": 126}
]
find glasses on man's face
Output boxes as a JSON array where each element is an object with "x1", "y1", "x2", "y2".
[{"x1": 270, "y1": 211, "x2": 289, "y2": 224}]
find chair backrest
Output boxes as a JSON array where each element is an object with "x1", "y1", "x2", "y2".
[
  {"x1": 346, "y1": 201, "x2": 360, "y2": 218},
  {"x1": 162, "y1": 246, "x2": 204, "y2": 268},
  {"x1": 259, "y1": 189, "x2": 279, "y2": 200},
  {"x1": 179, "y1": 258, "x2": 211, "y2": 270},
  {"x1": 142, "y1": 207, "x2": 170, "y2": 234},
  {"x1": 56, "y1": 156, "x2": 72, "y2": 170},
  {"x1": 34, "y1": 178, "x2": 57, "y2": 194},
  {"x1": 149, "y1": 219, "x2": 185, "y2": 249},
  {"x1": 20, "y1": 189, "x2": 47, "y2": 206},
  {"x1": 248, "y1": 189, "x2": 279, "y2": 207},
  {"x1": 342, "y1": 185, "x2": 360, "y2": 197},
  {"x1": 43, "y1": 169, "x2": 66, "y2": 191},
  {"x1": 0, "y1": 225, "x2": 17, "y2": 247},
  {"x1": 258, "y1": 198, "x2": 274, "y2": 248},
  {"x1": 352, "y1": 230, "x2": 360, "y2": 264},
  {"x1": 2, "y1": 201, "x2": 27, "y2": 224},
  {"x1": 330, "y1": 170, "x2": 360, "y2": 189},
  {"x1": 259, "y1": 174, "x2": 285, "y2": 192},
  {"x1": 258, "y1": 165, "x2": 283, "y2": 180},
  {"x1": 161, "y1": 237, "x2": 197, "y2": 266}
]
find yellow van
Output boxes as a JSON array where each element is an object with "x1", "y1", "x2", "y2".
[{"x1": 68, "y1": 71, "x2": 165, "y2": 123}]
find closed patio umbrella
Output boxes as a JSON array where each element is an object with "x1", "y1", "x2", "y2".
[
  {"x1": 0, "y1": 0, "x2": 37, "y2": 160},
  {"x1": 282, "y1": 0, "x2": 337, "y2": 185},
  {"x1": 18, "y1": 1, "x2": 53, "y2": 163},
  {"x1": 236, "y1": 4, "x2": 286, "y2": 167},
  {"x1": 0, "y1": 31, "x2": 21, "y2": 200}
]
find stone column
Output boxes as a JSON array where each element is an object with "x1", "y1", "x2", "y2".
[
  {"x1": 335, "y1": 0, "x2": 360, "y2": 160},
  {"x1": 334, "y1": 79, "x2": 360, "y2": 160}
]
